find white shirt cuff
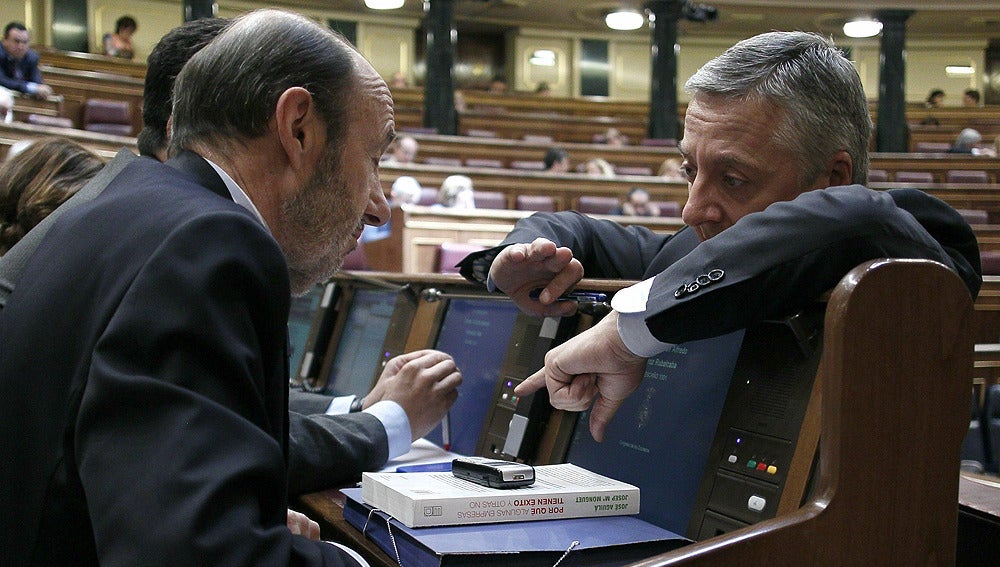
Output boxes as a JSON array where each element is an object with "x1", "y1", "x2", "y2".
[
  {"x1": 611, "y1": 277, "x2": 676, "y2": 358},
  {"x1": 325, "y1": 395, "x2": 353, "y2": 415},
  {"x1": 364, "y1": 400, "x2": 412, "y2": 459}
]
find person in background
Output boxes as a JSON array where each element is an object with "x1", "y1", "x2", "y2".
[
  {"x1": 963, "y1": 89, "x2": 981, "y2": 107},
  {"x1": 543, "y1": 147, "x2": 570, "y2": 172},
  {"x1": 389, "y1": 71, "x2": 408, "y2": 88},
  {"x1": 657, "y1": 156, "x2": 685, "y2": 181},
  {"x1": 925, "y1": 88, "x2": 945, "y2": 108},
  {"x1": 0, "y1": 86, "x2": 12, "y2": 122},
  {"x1": 584, "y1": 157, "x2": 615, "y2": 177},
  {"x1": 948, "y1": 127, "x2": 982, "y2": 154},
  {"x1": 103, "y1": 15, "x2": 137, "y2": 59},
  {"x1": 603, "y1": 127, "x2": 627, "y2": 146},
  {"x1": 0, "y1": 137, "x2": 104, "y2": 255},
  {"x1": 437, "y1": 174, "x2": 476, "y2": 209},
  {"x1": 488, "y1": 75, "x2": 508, "y2": 94},
  {"x1": 535, "y1": 81, "x2": 552, "y2": 96},
  {"x1": 616, "y1": 187, "x2": 660, "y2": 217},
  {"x1": 0, "y1": 22, "x2": 53, "y2": 99},
  {"x1": 390, "y1": 175, "x2": 423, "y2": 205},
  {"x1": 382, "y1": 134, "x2": 419, "y2": 164}
]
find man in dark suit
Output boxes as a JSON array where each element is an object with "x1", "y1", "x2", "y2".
[
  {"x1": 0, "y1": 9, "x2": 441, "y2": 565},
  {"x1": 459, "y1": 31, "x2": 982, "y2": 443},
  {"x1": 135, "y1": 16, "x2": 460, "y2": 497},
  {"x1": 0, "y1": 21, "x2": 53, "y2": 99}
]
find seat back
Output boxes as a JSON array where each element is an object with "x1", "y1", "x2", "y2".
[
  {"x1": 894, "y1": 171, "x2": 934, "y2": 184},
  {"x1": 417, "y1": 187, "x2": 438, "y2": 206},
  {"x1": 509, "y1": 160, "x2": 546, "y2": 171},
  {"x1": 27, "y1": 114, "x2": 73, "y2": 129},
  {"x1": 867, "y1": 169, "x2": 889, "y2": 183},
  {"x1": 946, "y1": 169, "x2": 990, "y2": 184},
  {"x1": 956, "y1": 208, "x2": 989, "y2": 225},
  {"x1": 577, "y1": 195, "x2": 620, "y2": 215},
  {"x1": 82, "y1": 99, "x2": 132, "y2": 136},
  {"x1": 980, "y1": 251, "x2": 1000, "y2": 275},
  {"x1": 423, "y1": 157, "x2": 462, "y2": 167},
  {"x1": 515, "y1": 195, "x2": 556, "y2": 212},
  {"x1": 473, "y1": 191, "x2": 507, "y2": 210},
  {"x1": 464, "y1": 158, "x2": 503, "y2": 168},
  {"x1": 653, "y1": 200, "x2": 681, "y2": 217},
  {"x1": 436, "y1": 242, "x2": 486, "y2": 274},
  {"x1": 915, "y1": 141, "x2": 950, "y2": 153}
]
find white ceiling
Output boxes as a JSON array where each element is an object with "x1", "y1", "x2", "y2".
[{"x1": 277, "y1": 0, "x2": 1000, "y2": 42}]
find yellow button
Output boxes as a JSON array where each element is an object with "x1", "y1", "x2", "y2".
[{"x1": 766, "y1": 465, "x2": 777, "y2": 475}]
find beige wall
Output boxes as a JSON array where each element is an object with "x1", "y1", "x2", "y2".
[
  {"x1": 88, "y1": 0, "x2": 182, "y2": 61},
  {"x1": 2, "y1": 0, "x2": 46, "y2": 44}
]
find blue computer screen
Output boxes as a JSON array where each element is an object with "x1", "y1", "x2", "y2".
[
  {"x1": 287, "y1": 284, "x2": 325, "y2": 378},
  {"x1": 323, "y1": 288, "x2": 399, "y2": 398},
  {"x1": 565, "y1": 330, "x2": 745, "y2": 534},
  {"x1": 425, "y1": 297, "x2": 521, "y2": 456}
]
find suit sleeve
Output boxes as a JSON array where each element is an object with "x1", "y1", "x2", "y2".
[
  {"x1": 638, "y1": 185, "x2": 982, "y2": 343},
  {"x1": 287, "y1": 409, "x2": 389, "y2": 495},
  {"x1": 76, "y1": 211, "x2": 360, "y2": 566},
  {"x1": 494, "y1": 211, "x2": 675, "y2": 280}
]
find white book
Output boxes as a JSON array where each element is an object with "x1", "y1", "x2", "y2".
[{"x1": 361, "y1": 463, "x2": 640, "y2": 528}]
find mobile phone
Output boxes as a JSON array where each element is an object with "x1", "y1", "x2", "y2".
[{"x1": 452, "y1": 457, "x2": 535, "y2": 489}]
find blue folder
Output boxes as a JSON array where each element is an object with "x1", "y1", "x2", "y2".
[{"x1": 341, "y1": 487, "x2": 690, "y2": 566}]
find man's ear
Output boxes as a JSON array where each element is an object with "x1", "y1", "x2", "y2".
[
  {"x1": 274, "y1": 87, "x2": 322, "y2": 172},
  {"x1": 822, "y1": 149, "x2": 853, "y2": 188}
]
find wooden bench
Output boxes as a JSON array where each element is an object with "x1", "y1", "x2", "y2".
[
  {"x1": 37, "y1": 47, "x2": 147, "y2": 79},
  {"x1": 38, "y1": 66, "x2": 144, "y2": 133}
]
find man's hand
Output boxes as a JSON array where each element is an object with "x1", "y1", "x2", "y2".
[
  {"x1": 34, "y1": 84, "x2": 53, "y2": 99},
  {"x1": 286, "y1": 509, "x2": 320, "y2": 540},
  {"x1": 364, "y1": 350, "x2": 461, "y2": 441},
  {"x1": 514, "y1": 311, "x2": 646, "y2": 442},
  {"x1": 489, "y1": 237, "x2": 583, "y2": 317}
]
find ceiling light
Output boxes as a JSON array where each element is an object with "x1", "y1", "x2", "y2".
[
  {"x1": 946, "y1": 65, "x2": 974, "y2": 76},
  {"x1": 606, "y1": 9, "x2": 644, "y2": 31},
  {"x1": 365, "y1": 0, "x2": 404, "y2": 10},
  {"x1": 843, "y1": 18, "x2": 882, "y2": 38}
]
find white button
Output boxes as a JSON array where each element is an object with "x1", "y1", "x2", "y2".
[
  {"x1": 747, "y1": 495, "x2": 766, "y2": 512},
  {"x1": 727, "y1": 454, "x2": 738, "y2": 464}
]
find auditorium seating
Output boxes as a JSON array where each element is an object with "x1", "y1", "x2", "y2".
[
  {"x1": 981, "y1": 252, "x2": 1000, "y2": 276},
  {"x1": 577, "y1": 195, "x2": 621, "y2": 214},
  {"x1": 464, "y1": 158, "x2": 503, "y2": 168},
  {"x1": 983, "y1": 384, "x2": 1000, "y2": 473},
  {"x1": 615, "y1": 165, "x2": 654, "y2": 176},
  {"x1": 27, "y1": 114, "x2": 73, "y2": 129},
  {"x1": 509, "y1": 160, "x2": 546, "y2": 170},
  {"x1": 654, "y1": 201, "x2": 682, "y2": 217},
  {"x1": 947, "y1": 169, "x2": 991, "y2": 184},
  {"x1": 957, "y1": 209, "x2": 990, "y2": 225},
  {"x1": 436, "y1": 242, "x2": 485, "y2": 273},
  {"x1": 516, "y1": 194, "x2": 556, "y2": 212},
  {"x1": 867, "y1": 169, "x2": 889, "y2": 182},
  {"x1": 915, "y1": 141, "x2": 951, "y2": 153},
  {"x1": 894, "y1": 171, "x2": 935, "y2": 184},
  {"x1": 423, "y1": 156, "x2": 462, "y2": 167},
  {"x1": 81, "y1": 99, "x2": 132, "y2": 136},
  {"x1": 417, "y1": 188, "x2": 438, "y2": 206},
  {"x1": 472, "y1": 191, "x2": 507, "y2": 210}
]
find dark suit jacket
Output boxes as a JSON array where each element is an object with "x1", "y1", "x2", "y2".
[
  {"x1": 0, "y1": 45, "x2": 44, "y2": 94},
  {"x1": 287, "y1": 390, "x2": 389, "y2": 495},
  {"x1": 0, "y1": 151, "x2": 359, "y2": 565},
  {"x1": 461, "y1": 185, "x2": 981, "y2": 344}
]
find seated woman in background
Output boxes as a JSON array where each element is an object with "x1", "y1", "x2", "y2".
[
  {"x1": 584, "y1": 157, "x2": 615, "y2": 177},
  {"x1": 103, "y1": 16, "x2": 138, "y2": 59},
  {"x1": 0, "y1": 137, "x2": 104, "y2": 255},
  {"x1": 436, "y1": 175, "x2": 476, "y2": 209},
  {"x1": 657, "y1": 156, "x2": 686, "y2": 181}
]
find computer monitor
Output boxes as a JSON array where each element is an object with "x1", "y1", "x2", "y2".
[
  {"x1": 564, "y1": 330, "x2": 744, "y2": 535},
  {"x1": 288, "y1": 282, "x2": 336, "y2": 382},
  {"x1": 423, "y1": 297, "x2": 521, "y2": 456},
  {"x1": 319, "y1": 285, "x2": 416, "y2": 398},
  {"x1": 555, "y1": 309, "x2": 823, "y2": 540}
]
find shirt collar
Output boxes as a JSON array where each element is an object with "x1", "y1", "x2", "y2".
[{"x1": 202, "y1": 158, "x2": 270, "y2": 231}]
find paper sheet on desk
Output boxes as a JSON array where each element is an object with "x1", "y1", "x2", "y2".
[{"x1": 380, "y1": 438, "x2": 460, "y2": 472}]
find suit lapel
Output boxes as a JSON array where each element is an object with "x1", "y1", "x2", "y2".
[{"x1": 166, "y1": 151, "x2": 233, "y2": 202}]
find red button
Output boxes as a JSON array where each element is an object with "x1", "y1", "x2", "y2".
[{"x1": 756, "y1": 462, "x2": 767, "y2": 471}]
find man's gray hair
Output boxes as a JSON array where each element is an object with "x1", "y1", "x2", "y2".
[
  {"x1": 685, "y1": 31, "x2": 871, "y2": 185},
  {"x1": 170, "y1": 9, "x2": 355, "y2": 158}
]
